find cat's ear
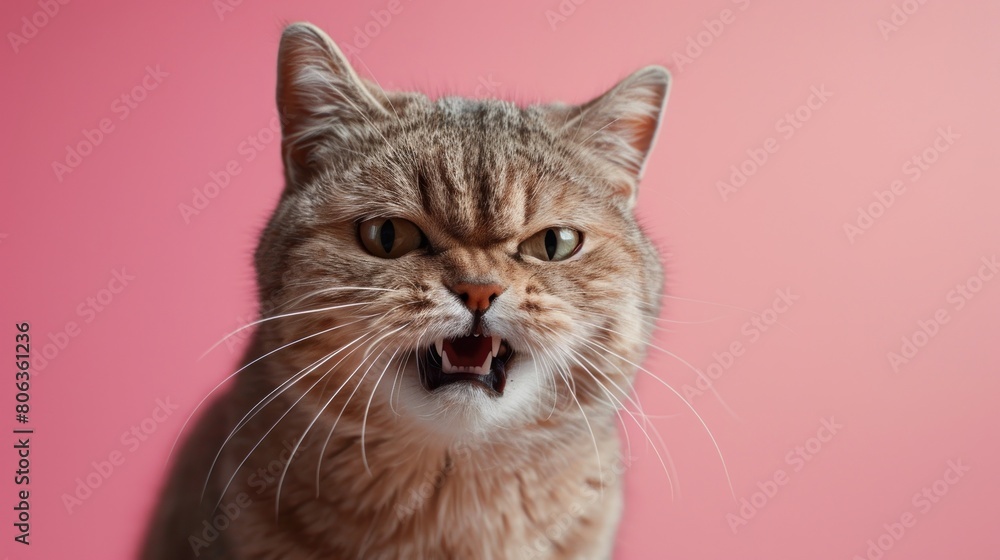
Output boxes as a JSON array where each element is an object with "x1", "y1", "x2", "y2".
[
  {"x1": 563, "y1": 66, "x2": 671, "y2": 201},
  {"x1": 276, "y1": 22, "x2": 389, "y2": 183}
]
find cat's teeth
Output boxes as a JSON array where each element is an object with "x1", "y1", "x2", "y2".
[
  {"x1": 478, "y1": 351, "x2": 492, "y2": 373},
  {"x1": 437, "y1": 336, "x2": 501, "y2": 376}
]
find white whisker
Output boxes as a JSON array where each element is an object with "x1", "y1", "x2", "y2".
[
  {"x1": 274, "y1": 324, "x2": 407, "y2": 513},
  {"x1": 573, "y1": 317, "x2": 741, "y2": 421},
  {"x1": 198, "y1": 300, "x2": 380, "y2": 359},
  {"x1": 661, "y1": 294, "x2": 794, "y2": 332},
  {"x1": 568, "y1": 332, "x2": 736, "y2": 500},
  {"x1": 540, "y1": 325, "x2": 677, "y2": 499},
  {"x1": 168, "y1": 319, "x2": 360, "y2": 467},
  {"x1": 204, "y1": 327, "x2": 381, "y2": 504}
]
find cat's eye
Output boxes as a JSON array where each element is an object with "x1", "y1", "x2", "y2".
[
  {"x1": 359, "y1": 218, "x2": 426, "y2": 258},
  {"x1": 519, "y1": 227, "x2": 583, "y2": 262}
]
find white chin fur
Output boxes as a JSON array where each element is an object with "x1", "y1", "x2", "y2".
[{"x1": 387, "y1": 357, "x2": 546, "y2": 440}]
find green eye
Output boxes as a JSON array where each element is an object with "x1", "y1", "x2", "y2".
[
  {"x1": 519, "y1": 227, "x2": 583, "y2": 262},
  {"x1": 359, "y1": 218, "x2": 425, "y2": 258}
]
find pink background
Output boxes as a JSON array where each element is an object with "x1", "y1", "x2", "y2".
[{"x1": 3, "y1": 0, "x2": 999, "y2": 558}]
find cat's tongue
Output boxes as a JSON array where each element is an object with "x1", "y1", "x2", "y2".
[{"x1": 440, "y1": 335, "x2": 501, "y2": 374}]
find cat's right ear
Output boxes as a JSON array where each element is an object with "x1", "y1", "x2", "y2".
[
  {"x1": 276, "y1": 22, "x2": 388, "y2": 184},
  {"x1": 560, "y1": 66, "x2": 671, "y2": 205}
]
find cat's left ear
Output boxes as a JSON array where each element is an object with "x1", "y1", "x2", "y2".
[
  {"x1": 276, "y1": 22, "x2": 390, "y2": 184},
  {"x1": 562, "y1": 66, "x2": 671, "y2": 202}
]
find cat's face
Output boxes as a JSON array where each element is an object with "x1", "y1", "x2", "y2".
[{"x1": 254, "y1": 24, "x2": 668, "y2": 441}]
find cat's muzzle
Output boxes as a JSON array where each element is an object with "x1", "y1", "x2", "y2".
[{"x1": 419, "y1": 334, "x2": 513, "y2": 395}]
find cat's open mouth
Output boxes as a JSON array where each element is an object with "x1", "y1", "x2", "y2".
[{"x1": 419, "y1": 335, "x2": 513, "y2": 395}]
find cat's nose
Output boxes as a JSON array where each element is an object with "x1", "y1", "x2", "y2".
[{"x1": 449, "y1": 282, "x2": 505, "y2": 313}]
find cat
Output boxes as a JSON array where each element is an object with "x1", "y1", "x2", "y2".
[{"x1": 142, "y1": 21, "x2": 669, "y2": 560}]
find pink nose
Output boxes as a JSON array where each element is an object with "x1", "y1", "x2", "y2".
[{"x1": 449, "y1": 282, "x2": 505, "y2": 313}]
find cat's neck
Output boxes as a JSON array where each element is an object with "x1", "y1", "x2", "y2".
[
  {"x1": 249, "y1": 405, "x2": 621, "y2": 558},
  {"x1": 218, "y1": 332, "x2": 626, "y2": 558}
]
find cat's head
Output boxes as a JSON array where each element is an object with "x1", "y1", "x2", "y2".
[{"x1": 254, "y1": 23, "x2": 668, "y2": 442}]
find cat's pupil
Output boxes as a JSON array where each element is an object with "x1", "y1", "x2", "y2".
[
  {"x1": 544, "y1": 229, "x2": 557, "y2": 260},
  {"x1": 380, "y1": 219, "x2": 395, "y2": 254}
]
